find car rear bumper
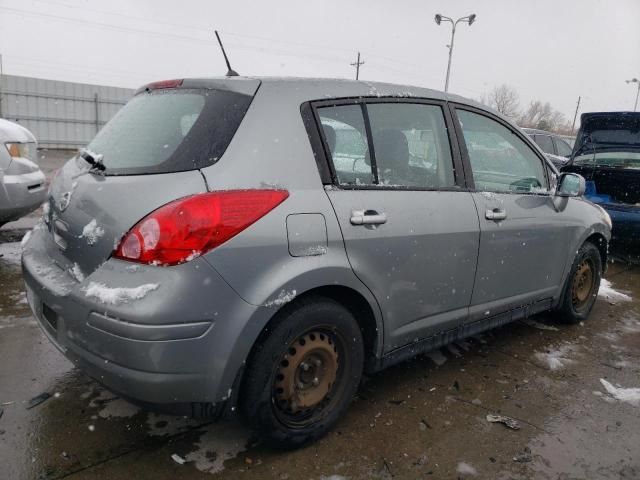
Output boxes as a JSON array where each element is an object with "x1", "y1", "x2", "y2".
[
  {"x1": 21, "y1": 226, "x2": 265, "y2": 405},
  {"x1": 0, "y1": 170, "x2": 46, "y2": 223}
]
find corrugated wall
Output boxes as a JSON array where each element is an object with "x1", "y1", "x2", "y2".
[{"x1": 0, "y1": 74, "x2": 133, "y2": 149}]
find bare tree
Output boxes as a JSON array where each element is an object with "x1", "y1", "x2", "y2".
[
  {"x1": 518, "y1": 100, "x2": 566, "y2": 132},
  {"x1": 485, "y1": 84, "x2": 520, "y2": 118}
]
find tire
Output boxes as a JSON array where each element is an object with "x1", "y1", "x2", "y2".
[
  {"x1": 555, "y1": 241, "x2": 602, "y2": 324},
  {"x1": 240, "y1": 296, "x2": 364, "y2": 449}
]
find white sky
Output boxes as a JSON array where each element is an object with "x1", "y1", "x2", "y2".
[{"x1": 1, "y1": 0, "x2": 639, "y2": 120}]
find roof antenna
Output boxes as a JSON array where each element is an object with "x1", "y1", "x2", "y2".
[{"x1": 214, "y1": 30, "x2": 239, "y2": 77}]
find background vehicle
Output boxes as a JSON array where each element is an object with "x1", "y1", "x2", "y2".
[
  {"x1": 562, "y1": 112, "x2": 640, "y2": 260},
  {"x1": 0, "y1": 119, "x2": 46, "y2": 227},
  {"x1": 22, "y1": 78, "x2": 609, "y2": 448},
  {"x1": 523, "y1": 127, "x2": 574, "y2": 169}
]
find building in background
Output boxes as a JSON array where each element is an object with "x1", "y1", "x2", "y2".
[{"x1": 0, "y1": 74, "x2": 132, "y2": 149}]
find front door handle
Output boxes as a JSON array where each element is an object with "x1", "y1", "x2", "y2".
[
  {"x1": 350, "y1": 209, "x2": 387, "y2": 226},
  {"x1": 485, "y1": 208, "x2": 507, "y2": 221}
]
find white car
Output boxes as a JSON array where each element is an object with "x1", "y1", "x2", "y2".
[{"x1": 0, "y1": 119, "x2": 46, "y2": 227}]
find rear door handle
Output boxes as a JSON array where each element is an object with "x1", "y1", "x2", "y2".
[
  {"x1": 485, "y1": 208, "x2": 507, "y2": 221},
  {"x1": 350, "y1": 210, "x2": 387, "y2": 225}
]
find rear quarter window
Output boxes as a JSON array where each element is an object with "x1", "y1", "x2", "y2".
[{"x1": 88, "y1": 88, "x2": 253, "y2": 175}]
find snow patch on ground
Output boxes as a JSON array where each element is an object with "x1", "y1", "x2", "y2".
[
  {"x1": 522, "y1": 319, "x2": 559, "y2": 331},
  {"x1": 600, "y1": 379, "x2": 640, "y2": 407},
  {"x1": 84, "y1": 282, "x2": 159, "y2": 305},
  {"x1": 81, "y1": 219, "x2": 105, "y2": 245},
  {"x1": 264, "y1": 289, "x2": 297, "y2": 307},
  {"x1": 456, "y1": 461, "x2": 478, "y2": 476},
  {"x1": 85, "y1": 388, "x2": 139, "y2": 419},
  {"x1": 534, "y1": 344, "x2": 577, "y2": 370},
  {"x1": 619, "y1": 312, "x2": 640, "y2": 335},
  {"x1": 184, "y1": 422, "x2": 250, "y2": 474},
  {"x1": 0, "y1": 242, "x2": 22, "y2": 264},
  {"x1": 598, "y1": 279, "x2": 632, "y2": 303},
  {"x1": 96, "y1": 396, "x2": 140, "y2": 419}
]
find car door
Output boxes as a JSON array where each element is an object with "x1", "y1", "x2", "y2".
[
  {"x1": 451, "y1": 105, "x2": 570, "y2": 323},
  {"x1": 314, "y1": 99, "x2": 479, "y2": 352}
]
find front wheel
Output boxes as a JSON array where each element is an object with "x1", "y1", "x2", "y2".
[
  {"x1": 555, "y1": 241, "x2": 602, "y2": 323},
  {"x1": 240, "y1": 297, "x2": 364, "y2": 449}
]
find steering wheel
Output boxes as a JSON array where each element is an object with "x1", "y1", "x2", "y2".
[{"x1": 509, "y1": 177, "x2": 542, "y2": 192}]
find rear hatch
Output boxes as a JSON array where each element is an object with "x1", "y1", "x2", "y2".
[{"x1": 42, "y1": 78, "x2": 260, "y2": 276}]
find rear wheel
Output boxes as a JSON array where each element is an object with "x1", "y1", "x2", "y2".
[
  {"x1": 240, "y1": 297, "x2": 364, "y2": 449},
  {"x1": 555, "y1": 242, "x2": 602, "y2": 323}
]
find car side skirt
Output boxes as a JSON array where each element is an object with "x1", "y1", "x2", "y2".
[{"x1": 375, "y1": 297, "x2": 553, "y2": 370}]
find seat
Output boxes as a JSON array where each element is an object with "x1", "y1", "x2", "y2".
[
  {"x1": 323, "y1": 125, "x2": 336, "y2": 153},
  {"x1": 375, "y1": 129, "x2": 411, "y2": 186}
]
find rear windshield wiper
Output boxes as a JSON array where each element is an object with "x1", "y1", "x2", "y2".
[{"x1": 79, "y1": 148, "x2": 106, "y2": 171}]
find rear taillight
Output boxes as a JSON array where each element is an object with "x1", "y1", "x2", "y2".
[
  {"x1": 145, "y1": 79, "x2": 183, "y2": 90},
  {"x1": 113, "y1": 190, "x2": 289, "y2": 266}
]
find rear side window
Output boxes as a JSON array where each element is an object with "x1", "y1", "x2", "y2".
[
  {"x1": 318, "y1": 102, "x2": 455, "y2": 189},
  {"x1": 457, "y1": 109, "x2": 547, "y2": 193},
  {"x1": 555, "y1": 138, "x2": 573, "y2": 156},
  {"x1": 317, "y1": 105, "x2": 373, "y2": 185},
  {"x1": 533, "y1": 134, "x2": 554, "y2": 154},
  {"x1": 88, "y1": 88, "x2": 253, "y2": 175},
  {"x1": 367, "y1": 103, "x2": 455, "y2": 188}
]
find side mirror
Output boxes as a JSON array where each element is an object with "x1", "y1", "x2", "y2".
[{"x1": 556, "y1": 172, "x2": 585, "y2": 197}]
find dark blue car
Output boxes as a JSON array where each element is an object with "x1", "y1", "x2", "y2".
[{"x1": 563, "y1": 112, "x2": 640, "y2": 260}]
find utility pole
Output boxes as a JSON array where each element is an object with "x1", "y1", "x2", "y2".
[
  {"x1": 0, "y1": 54, "x2": 4, "y2": 118},
  {"x1": 350, "y1": 52, "x2": 365, "y2": 80},
  {"x1": 626, "y1": 78, "x2": 640, "y2": 112},
  {"x1": 571, "y1": 95, "x2": 581, "y2": 135}
]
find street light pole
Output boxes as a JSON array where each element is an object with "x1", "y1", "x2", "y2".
[
  {"x1": 435, "y1": 13, "x2": 476, "y2": 93},
  {"x1": 626, "y1": 78, "x2": 640, "y2": 112}
]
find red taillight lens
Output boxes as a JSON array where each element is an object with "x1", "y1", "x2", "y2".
[
  {"x1": 144, "y1": 79, "x2": 183, "y2": 90},
  {"x1": 114, "y1": 190, "x2": 289, "y2": 266}
]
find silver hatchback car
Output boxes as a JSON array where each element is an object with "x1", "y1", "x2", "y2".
[{"x1": 22, "y1": 77, "x2": 611, "y2": 448}]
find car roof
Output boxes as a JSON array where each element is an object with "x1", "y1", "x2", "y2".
[
  {"x1": 170, "y1": 76, "x2": 502, "y2": 118},
  {"x1": 522, "y1": 128, "x2": 554, "y2": 135}
]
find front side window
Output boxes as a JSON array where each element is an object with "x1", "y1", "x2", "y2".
[
  {"x1": 457, "y1": 109, "x2": 547, "y2": 193},
  {"x1": 318, "y1": 102, "x2": 455, "y2": 189}
]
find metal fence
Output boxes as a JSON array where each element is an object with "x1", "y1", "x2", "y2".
[{"x1": 0, "y1": 74, "x2": 133, "y2": 149}]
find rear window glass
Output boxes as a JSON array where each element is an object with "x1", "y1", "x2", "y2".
[{"x1": 87, "y1": 88, "x2": 253, "y2": 175}]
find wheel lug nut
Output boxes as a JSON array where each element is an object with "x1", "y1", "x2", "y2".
[
  {"x1": 314, "y1": 359, "x2": 322, "y2": 367},
  {"x1": 312, "y1": 377, "x2": 319, "y2": 386},
  {"x1": 301, "y1": 362, "x2": 310, "y2": 371}
]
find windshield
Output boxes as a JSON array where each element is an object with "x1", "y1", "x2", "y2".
[
  {"x1": 573, "y1": 151, "x2": 640, "y2": 169},
  {"x1": 87, "y1": 88, "x2": 253, "y2": 175}
]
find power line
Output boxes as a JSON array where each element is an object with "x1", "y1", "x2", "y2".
[
  {"x1": 2, "y1": 4, "x2": 428, "y2": 75},
  {"x1": 0, "y1": 4, "x2": 454, "y2": 90}
]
